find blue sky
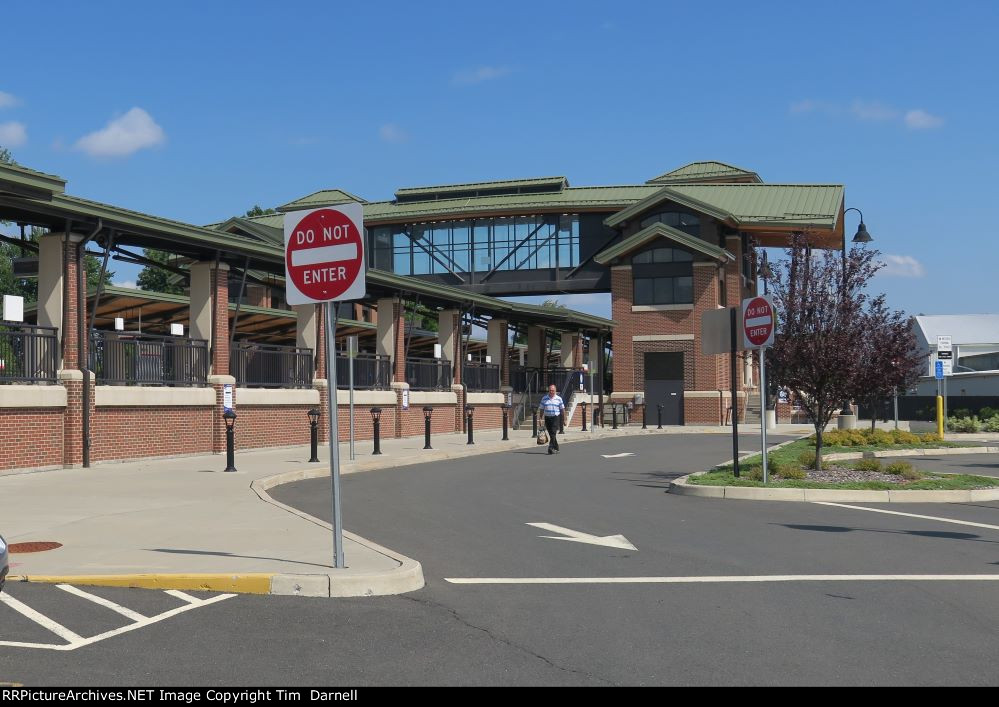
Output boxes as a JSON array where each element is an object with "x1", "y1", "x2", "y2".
[{"x1": 2, "y1": 0, "x2": 996, "y2": 319}]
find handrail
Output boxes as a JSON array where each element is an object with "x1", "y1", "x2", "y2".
[{"x1": 0, "y1": 323, "x2": 59, "y2": 384}]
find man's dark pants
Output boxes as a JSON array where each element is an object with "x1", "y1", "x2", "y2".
[{"x1": 544, "y1": 415, "x2": 560, "y2": 452}]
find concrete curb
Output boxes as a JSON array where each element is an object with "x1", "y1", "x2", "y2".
[
  {"x1": 824, "y1": 446, "x2": 999, "y2": 462},
  {"x1": 9, "y1": 573, "x2": 275, "y2": 594},
  {"x1": 251, "y1": 474, "x2": 426, "y2": 598},
  {"x1": 670, "y1": 468, "x2": 999, "y2": 504}
]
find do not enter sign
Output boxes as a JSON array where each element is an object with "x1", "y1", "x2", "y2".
[
  {"x1": 284, "y1": 204, "x2": 366, "y2": 305},
  {"x1": 742, "y1": 295, "x2": 775, "y2": 349}
]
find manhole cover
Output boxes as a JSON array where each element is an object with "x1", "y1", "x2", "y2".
[{"x1": 8, "y1": 541, "x2": 63, "y2": 554}]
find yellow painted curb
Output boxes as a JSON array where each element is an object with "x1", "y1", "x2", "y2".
[{"x1": 13, "y1": 573, "x2": 274, "y2": 594}]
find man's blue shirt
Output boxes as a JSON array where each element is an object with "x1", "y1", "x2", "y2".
[{"x1": 540, "y1": 394, "x2": 565, "y2": 417}]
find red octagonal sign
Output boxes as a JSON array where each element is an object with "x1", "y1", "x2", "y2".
[
  {"x1": 284, "y1": 205, "x2": 366, "y2": 305},
  {"x1": 742, "y1": 295, "x2": 775, "y2": 349}
]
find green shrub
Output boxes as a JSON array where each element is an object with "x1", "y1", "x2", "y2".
[
  {"x1": 919, "y1": 432, "x2": 942, "y2": 443},
  {"x1": 952, "y1": 408, "x2": 973, "y2": 420},
  {"x1": 854, "y1": 458, "x2": 882, "y2": 472},
  {"x1": 979, "y1": 407, "x2": 997, "y2": 420},
  {"x1": 846, "y1": 430, "x2": 869, "y2": 446},
  {"x1": 798, "y1": 451, "x2": 817, "y2": 469},
  {"x1": 884, "y1": 461, "x2": 913, "y2": 475},
  {"x1": 746, "y1": 465, "x2": 764, "y2": 482},
  {"x1": 984, "y1": 415, "x2": 999, "y2": 433},
  {"x1": 948, "y1": 416, "x2": 982, "y2": 433},
  {"x1": 901, "y1": 468, "x2": 922, "y2": 481},
  {"x1": 776, "y1": 464, "x2": 807, "y2": 480},
  {"x1": 890, "y1": 429, "x2": 920, "y2": 445},
  {"x1": 867, "y1": 429, "x2": 894, "y2": 446}
]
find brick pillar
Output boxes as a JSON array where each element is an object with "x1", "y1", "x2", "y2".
[
  {"x1": 60, "y1": 235, "x2": 86, "y2": 467},
  {"x1": 393, "y1": 383, "x2": 409, "y2": 438},
  {"x1": 315, "y1": 303, "x2": 328, "y2": 380},
  {"x1": 212, "y1": 264, "x2": 230, "y2": 377},
  {"x1": 573, "y1": 334, "x2": 584, "y2": 373},
  {"x1": 453, "y1": 384, "x2": 466, "y2": 432},
  {"x1": 316, "y1": 379, "x2": 330, "y2": 443},
  {"x1": 393, "y1": 301, "x2": 406, "y2": 384}
]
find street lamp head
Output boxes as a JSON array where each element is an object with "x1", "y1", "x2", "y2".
[
  {"x1": 852, "y1": 221, "x2": 873, "y2": 244},
  {"x1": 307, "y1": 408, "x2": 319, "y2": 425},
  {"x1": 223, "y1": 409, "x2": 237, "y2": 430},
  {"x1": 423, "y1": 406, "x2": 433, "y2": 420},
  {"x1": 370, "y1": 407, "x2": 382, "y2": 422}
]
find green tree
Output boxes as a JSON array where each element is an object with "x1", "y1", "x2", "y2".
[
  {"x1": 244, "y1": 205, "x2": 276, "y2": 218},
  {"x1": 136, "y1": 249, "x2": 185, "y2": 294}
]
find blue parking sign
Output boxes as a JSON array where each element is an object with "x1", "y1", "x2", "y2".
[{"x1": 935, "y1": 360, "x2": 943, "y2": 380}]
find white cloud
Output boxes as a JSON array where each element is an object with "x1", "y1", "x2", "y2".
[
  {"x1": 452, "y1": 66, "x2": 511, "y2": 86},
  {"x1": 850, "y1": 100, "x2": 899, "y2": 122},
  {"x1": 789, "y1": 99, "x2": 821, "y2": 114},
  {"x1": 113, "y1": 280, "x2": 139, "y2": 289},
  {"x1": 904, "y1": 109, "x2": 944, "y2": 130},
  {"x1": 0, "y1": 121, "x2": 27, "y2": 147},
  {"x1": 379, "y1": 123, "x2": 408, "y2": 144},
  {"x1": 880, "y1": 254, "x2": 926, "y2": 278},
  {"x1": 74, "y1": 107, "x2": 166, "y2": 157},
  {"x1": 0, "y1": 91, "x2": 20, "y2": 109}
]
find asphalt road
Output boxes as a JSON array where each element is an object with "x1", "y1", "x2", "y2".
[
  {"x1": 877, "y1": 452, "x2": 999, "y2": 478},
  {"x1": 4, "y1": 433, "x2": 999, "y2": 686}
]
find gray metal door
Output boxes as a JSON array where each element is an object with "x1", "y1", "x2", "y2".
[{"x1": 644, "y1": 352, "x2": 684, "y2": 425}]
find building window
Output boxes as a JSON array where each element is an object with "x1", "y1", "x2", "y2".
[
  {"x1": 632, "y1": 246, "x2": 694, "y2": 305},
  {"x1": 639, "y1": 212, "x2": 700, "y2": 236}
]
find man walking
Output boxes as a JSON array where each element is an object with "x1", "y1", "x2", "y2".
[{"x1": 539, "y1": 383, "x2": 565, "y2": 455}]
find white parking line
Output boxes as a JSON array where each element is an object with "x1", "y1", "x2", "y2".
[
  {"x1": 813, "y1": 502, "x2": 999, "y2": 532},
  {"x1": 0, "y1": 588, "x2": 235, "y2": 651},
  {"x1": 445, "y1": 574, "x2": 999, "y2": 585},
  {"x1": 56, "y1": 584, "x2": 147, "y2": 622},
  {"x1": 0, "y1": 593, "x2": 84, "y2": 643},
  {"x1": 165, "y1": 590, "x2": 201, "y2": 604}
]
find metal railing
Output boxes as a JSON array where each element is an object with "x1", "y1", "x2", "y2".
[
  {"x1": 232, "y1": 342, "x2": 313, "y2": 389},
  {"x1": 463, "y1": 362, "x2": 500, "y2": 392},
  {"x1": 335, "y1": 352, "x2": 391, "y2": 390},
  {"x1": 511, "y1": 367, "x2": 587, "y2": 394},
  {"x1": 90, "y1": 331, "x2": 209, "y2": 387},
  {"x1": 0, "y1": 324, "x2": 58, "y2": 384},
  {"x1": 406, "y1": 357, "x2": 453, "y2": 391}
]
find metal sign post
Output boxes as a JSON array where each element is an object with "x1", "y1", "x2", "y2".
[
  {"x1": 326, "y1": 302, "x2": 344, "y2": 568},
  {"x1": 348, "y1": 334, "x2": 357, "y2": 461},
  {"x1": 285, "y1": 203, "x2": 366, "y2": 570}
]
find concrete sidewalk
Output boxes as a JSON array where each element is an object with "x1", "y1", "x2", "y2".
[{"x1": 1, "y1": 421, "x2": 812, "y2": 598}]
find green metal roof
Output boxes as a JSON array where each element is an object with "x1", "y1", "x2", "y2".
[
  {"x1": 0, "y1": 162, "x2": 67, "y2": 199},
  {"x1": 593, "y1": 222, "x2": 735, "y2": 265},
  {"x1": 647, "y1": 161, "x2": 761, "y2": 184},
  {"x1": 277, "y1": 189, "x2": 367, "y2": 213},
  {"x1": 362, "y1": 185, "x2": 660, "y2": 224},
  {"x1": 604, "y1": 184, "x2": 843, "y2": 231},
  {"x1": 394, "y1": 176, "x2": 568, "y2": 200}
]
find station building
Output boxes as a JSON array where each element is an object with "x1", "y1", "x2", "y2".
[{"x1": 0, "y1": 160, "x2": 846, "y2": 471}]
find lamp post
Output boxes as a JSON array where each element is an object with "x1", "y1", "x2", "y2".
[
  {"x1": 423, "y1": 406, "x2": 433, "y2": 449},
  {"x1": 840, "y1": 208, "x2": 874, "y2": 417},
  {"x1": 370, "y1": 407, "x2": 383, "y2": 455},
  {"x1": 502, "y1": 403, "x2": 511, "y2": 441},
  {"x1": 580, "y1": 401, "x2": 588, "y2": 431},
  {"x1": 223, "y1": 410, "x2": 237, "y2": 472},
  {"x1": 307, "y1": 408, "x2": 320, "y2": 463},
  {"x1": 466, "y1": 405, "x2": 475, "y2": 445}
]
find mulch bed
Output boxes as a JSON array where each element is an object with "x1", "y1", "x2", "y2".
[{"x1": 799, "y1": 467, "x2": 910, "y2": 484}]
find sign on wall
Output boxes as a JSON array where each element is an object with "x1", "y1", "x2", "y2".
[{"x1": 284, "y1": 204, "x2": 366, "y2": 305}]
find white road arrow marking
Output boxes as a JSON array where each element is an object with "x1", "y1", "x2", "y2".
[
  {"x1": 527, "y1": 522, "x2": 637, "y2": 551},
  {"x1": 601, "y1": 452, "x2": 635, "y2": 458}
]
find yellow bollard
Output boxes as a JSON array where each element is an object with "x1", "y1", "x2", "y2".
[{"x1": 936, "y1": 395, "x2": 944, "y2": 438}]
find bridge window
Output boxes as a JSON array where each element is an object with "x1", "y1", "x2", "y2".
[{"x1": 370, "y1": 215, "x2": 579, "y2": 276}]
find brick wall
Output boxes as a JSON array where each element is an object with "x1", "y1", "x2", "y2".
[
  {"x1": 234, "y1": 404, "x2": 315, "y2": 450},
  {"x1": 91, "y1": 406, "x2": 214, "y2": 461},
  {"x1": 0, "y1": 408, "x2": 65, "y2": 471},
  {"x1": 398, "y1": 405, "x2": 456, "y2": 438}
]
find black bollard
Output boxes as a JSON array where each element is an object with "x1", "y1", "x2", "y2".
[
  {"x1": 657, "y1": 404, "x2": 663, "y2": 429},
  {"x1": 559, "y1": 411, "x2": 564, "y2": 434},
  {"x1": 642, "y1": 405, "x2": 647, "y2": 429},
  {"x1": 466, "y1": 406, "x2": 475, "y2": 445},
  {"x1": 423, "y1": 406, "x2": 433, "y2": 450},
  {"x1": 502, "y1": 404, "x2": 510, "y2": 441},
  {"x1": 532, "y1": 409, "x2": 538, "y2": 438},
  {"x1": 612, "y1": 404, "x2": 618, "y2": 430},
  {"x1": 308, "y1": 408, "x2": 320, "y2": 463},
  {"x1": 371, "y1": 407, "x2": 383, "y2": 455},
  {"x1": 223, "y1": 410, "x2": 237, "y2": 472},
  {"x1": 581, "y1": 402, "x2": 588, "y2": 431}
]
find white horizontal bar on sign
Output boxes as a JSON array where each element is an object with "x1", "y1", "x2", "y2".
[
  {"x1": 744, "y1": 316, "x2": 772, "y2": 329},
  {"x1": 291, "y1": 243, "x2": 358, "y2": 268}
]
